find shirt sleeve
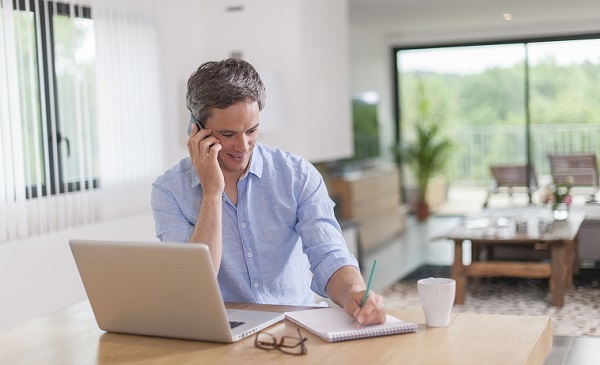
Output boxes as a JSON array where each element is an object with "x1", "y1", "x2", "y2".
[
  {"x1": 294, "y1": 161, "x2": 359, "y2": 297},
  {"x1": 150, "y1": 182, "x2": 194, "y2": 243}
]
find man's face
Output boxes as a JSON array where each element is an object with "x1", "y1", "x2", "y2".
[{"x1": 205, "y1": 101, "x2": 260, "y2": 177}]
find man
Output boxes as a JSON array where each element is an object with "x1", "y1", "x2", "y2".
[{"x1": 151, "y1": 58, "x2": 386, "y2": 326}]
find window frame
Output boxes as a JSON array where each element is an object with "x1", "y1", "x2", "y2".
[{"x1": 13, "y1": 0, "x2": 98, "y2": 199}]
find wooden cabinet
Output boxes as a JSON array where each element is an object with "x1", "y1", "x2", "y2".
[{"x1": 327, "y1": 167, "x2": 407, "y2": 254}]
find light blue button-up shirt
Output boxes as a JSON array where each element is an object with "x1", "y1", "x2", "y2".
[{"x1": 151, "y1": 142, "x2": 358, "y2": 306}]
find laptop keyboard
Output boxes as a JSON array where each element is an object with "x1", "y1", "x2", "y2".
[{"x1": 229, "y1": 321, "x2": 245, "y2": 329}]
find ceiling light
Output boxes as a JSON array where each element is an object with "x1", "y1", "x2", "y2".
[{"x1": 503, "y1": 13, "x2": 513, "y2": 21}]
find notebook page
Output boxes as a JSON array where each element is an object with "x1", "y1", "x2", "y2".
[{"x1": 285, "y1": 307, "x2": 417, "y2": 342}]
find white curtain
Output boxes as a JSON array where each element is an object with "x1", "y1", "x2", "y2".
[
  {"x1": 93, "y1": 0, "x2": 163, "y2": 219},
  {"x1": 0, "y1": 0, "x2": 163, "y2": 242}
]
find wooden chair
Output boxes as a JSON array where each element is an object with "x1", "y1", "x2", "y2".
[
  {"x1": 483, "y1": 165, "x2": 537, "y2": 208},
  {"x1": 549, "y1": 153, "x2": 599, "y2": 201}
]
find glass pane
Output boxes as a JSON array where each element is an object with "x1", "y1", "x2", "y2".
[
  {"x1": 397, "y1": 44, "x2": 526, "y2": 187},
  {"x1": 53, "y1": 13, "x2": 98, "y2": 186},
  {"x1": 15, "y1": 10, "x2": 44, "y2": 188},
  {"x1": 528, "y1": 39, "x2": 600, "y2": 179}
]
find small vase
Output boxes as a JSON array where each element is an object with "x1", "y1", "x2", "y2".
[{"x1": 552, "y1": 202, "x2": 569, "y2": 221}]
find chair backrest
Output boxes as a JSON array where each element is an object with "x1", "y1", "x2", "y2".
[
  {"x1": 549, "y1": 153, "x2": 599, "y2": 187},
  {"x1": 489, "y1": 165, "x2": 537, "y2": 190}
]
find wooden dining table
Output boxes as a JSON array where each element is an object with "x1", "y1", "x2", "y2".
[{"x1": 0, "y1": 300, "x2": 552, "y2": 364}]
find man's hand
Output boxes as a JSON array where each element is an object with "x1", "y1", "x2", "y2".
[
  {"x1": 344, "y1": 289, "x2": 386, "y2": 327},
  {"x1": 326, "y1": 266, "x2": 387, "y2": 327},
  {"x1": 187, "y1": 123, "x2": 224, "y2": 272},
  {"x1": 187, "y1": 123, "x2": 224, "y2": 197}
]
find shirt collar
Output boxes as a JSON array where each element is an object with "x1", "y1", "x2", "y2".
[{"x1": 245, "y1": 143, "x2": 264, "y2": 180}]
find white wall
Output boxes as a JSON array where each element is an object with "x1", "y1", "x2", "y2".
[
  {"x1": 0, "y1": 212, "x2": 156, "y2": 330},
  {"x1": 156, "y1": 0, "x2": 352, "y2": 169},
  {"x1": 155, "y1": 0, "x2": 209, "y2": 169},
  {"x1": 194, "y1": 0, "x2": 352, "y2": 163}
]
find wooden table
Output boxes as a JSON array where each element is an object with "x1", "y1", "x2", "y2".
[
  {"x1": 0, "y1": 301, "x2": 552, "y2": 365},
  {"x1": 443, "y1": 206, "x2": 585, "y2": 307}
]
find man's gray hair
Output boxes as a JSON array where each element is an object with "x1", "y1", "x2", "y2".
[{"x1": 186, "y1": 58, "x2": 266, "y2": 127}]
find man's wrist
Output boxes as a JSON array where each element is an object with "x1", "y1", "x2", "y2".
[{"x1": 201, "y1": 193, "x2": 222, "y2": 204}]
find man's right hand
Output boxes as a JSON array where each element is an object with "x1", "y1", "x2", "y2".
[
  {"x1": 187, "y1": 123, "x2": 224, "y2": 272},
  {"x1": 187, "y1": 124, "x2": 224, "y2": 197}
]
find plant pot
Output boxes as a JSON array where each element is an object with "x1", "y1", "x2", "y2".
[{"x1": 415, "y1": 201, "x2": 430, "y2": 221}]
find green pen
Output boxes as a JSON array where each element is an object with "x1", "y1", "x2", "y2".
[{"x1": 361, "y1": 259, "x2": 377, "y2": 308}]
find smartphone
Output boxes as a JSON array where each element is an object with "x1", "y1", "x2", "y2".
[{"x1": 187, "y1": 114, "x2": 203, "y2": 136}]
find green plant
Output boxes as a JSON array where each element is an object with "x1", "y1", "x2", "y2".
[
  {"x1": 398, "y1": 123, "x2": 453, "y2": 205},
  {"x1": 396, "y1": 78, "x2": 453, "y2": 219}
]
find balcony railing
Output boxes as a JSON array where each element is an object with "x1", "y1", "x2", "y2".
[{"x1": 445, "y1": 123, "x2": 600, "y2": 186}]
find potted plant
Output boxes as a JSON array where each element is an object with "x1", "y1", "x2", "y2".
[
  {"x1": 395, "y1": 79, "x2": 453, "y2": 220},
  {"x1": 397, "y1": 123, "x2": 453, "y2": 220}
]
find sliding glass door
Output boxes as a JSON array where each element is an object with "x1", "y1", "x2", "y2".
[
  {"x1": 395, "y1": 37, "x2": 600, "y2": 197},
  {"x1": 397, "y1": 44, "x2": 526, "y2": 186},
  {"x1": 528, "y1": 39, "x2": 600, "y2": 178}
]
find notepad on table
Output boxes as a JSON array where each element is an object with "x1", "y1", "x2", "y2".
[{"x1": 284, "y1": 307, "x2": 417, "y2": 342}]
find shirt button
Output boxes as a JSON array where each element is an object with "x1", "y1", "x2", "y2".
[
  {"x1": 241, "y1": 223, "x2": 246, "y2": 228},
  {"x1": 247, "y1": 252, "x2": 253, "y2": 258},
  {"x1": 253, "y1": 283, "x2": 259, "y2": 288}
]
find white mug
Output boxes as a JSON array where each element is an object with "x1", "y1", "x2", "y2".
[{"x1": 417, "y1": 277, "x2": 456, "y2": 327}]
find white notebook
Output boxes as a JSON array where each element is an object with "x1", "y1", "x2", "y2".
[{"x1": 285, "y1": 307, "x2": 417, "y2": 342}]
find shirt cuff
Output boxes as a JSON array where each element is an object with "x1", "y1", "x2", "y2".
[{"x1": 310, "y1": 250, "x2": 359, "y2": 298}]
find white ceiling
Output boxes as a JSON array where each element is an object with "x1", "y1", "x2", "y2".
[{"x1": 348, "y1": 0, "x2": 600, "y2": 46}]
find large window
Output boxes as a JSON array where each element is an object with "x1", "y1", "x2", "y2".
[
  {"x1": 528, "y1": 39, "x2": 600, "y2": 167},
  {"x1": 13, "y1": 0, "x2": 97, "y2": 198},
  {"x1": 395, "y1": 36, "x2": 600, "y2": 187},
  {"x1": 2, "y1": 0, "x2": 164, "y2": 241}
]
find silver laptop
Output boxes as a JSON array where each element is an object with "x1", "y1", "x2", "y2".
[{"x1": 69, "y1": 239, "x2": 284, "y2": 342}]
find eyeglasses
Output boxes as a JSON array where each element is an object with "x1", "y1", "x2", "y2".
[{"x1": 254, "y1": 328, "x2": 308, "y2": 355}]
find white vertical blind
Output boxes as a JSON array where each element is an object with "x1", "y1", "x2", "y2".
[
  {"x1": 0, "y1": 0, "x2": 163, "y2": 242},
  {"x1": 93, "y1": 0, "x2": 162, "y2": 219}
]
